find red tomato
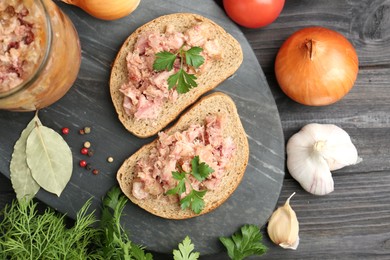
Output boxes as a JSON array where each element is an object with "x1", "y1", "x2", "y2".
[{"x1": 223, "y1": 0, "x2": 285, "y2": 28}]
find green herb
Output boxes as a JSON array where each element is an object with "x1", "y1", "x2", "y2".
[
  {"x1": 94, "y1": 186, "x2": 153, "y2": 260},
  {"x1": 173, "y1": 236, "x2": 200, "y2": 260},
  {"x1": 166, "y1": 156, "x2": 214, "y2": 214},
  {"x1": 153, "y1": 46, "x2": 205, "y2": 94},
  {"x1": 0, "y1": 198, "x2": 100, "y2": 259},
  {"x1": 191, "y1": 156, "x2": 214, "y2": 181},
  {"x1": 184, "y1": 47, "x2": 204, "y2": 68},
  {"x1": 0, "y1": 185, "x2": 270, "y2": 259},
  {"x1": 153, "y1": 51, "x2": 177, "y2": 71},
  {"x1": 219, "y1": 224, "x2": 268, "y2": 260},
  {"x1": 0, "y1": 187, "x2": 153, "y2": 260},
  {"x1": 179, "y1": 189, "x2": 207, "y2": 215},
  {"x1": 10, "y1": 112, "x2": 73, "y2": 199}
]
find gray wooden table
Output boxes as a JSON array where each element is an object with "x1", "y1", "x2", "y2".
[{"x1": 2, "y1": 0, "x2": 390, "y2": 259}]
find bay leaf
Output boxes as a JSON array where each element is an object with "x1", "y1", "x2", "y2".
[
  {"x1": 10, "y1": 114, "x2": 41, "y2": 201},
  {"x1": 26, "y1": 124, "x2": 73, "y2": 197}
]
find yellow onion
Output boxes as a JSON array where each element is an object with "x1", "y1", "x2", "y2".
[
  {"x1": 275, "y1": 26, "x2": 359, "y2": 106},
  {"x1": 61, "y1": 0, "x2": 141, "y2": 21}
]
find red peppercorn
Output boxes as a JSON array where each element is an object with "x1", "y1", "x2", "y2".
[
  {"x1": 79, "y1": 160, "x2": 87, "y2": 168},
  {"x1": 80, "y1": 147, "x2": 88, "y2": 155},
  {"x1": 61, "y1": 127, "x2": 69, "y2": 135},
  {"x1": 92, "y1": 169, "x2": 99, "y2": 175}
]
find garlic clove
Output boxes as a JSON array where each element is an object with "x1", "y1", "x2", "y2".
[
  {"x1": 267, "y1": 192, "x2": 299, "y2": 250},
  {"x1": 286, "y1": 123, "x2": 361, "y2": 195},
  {"x1": 280, "y1": 236, "x2": 300, "y2": 250}
]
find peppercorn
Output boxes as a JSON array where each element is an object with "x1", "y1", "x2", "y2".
[
  {"x1": 83, "y1": 141, "x2": 91, "y2": 148},
  {"x1": 61, "y1": 127, "x2": 69, "y2": 135},
  {"x1": 86, "y1": 163, "x2": 92, "y2": 171},
  {"x1": 80, "y1": 147, "x2": 88, "y2": 155},
  {"x1": 107, "y1": 156, "x2": 114, "y2": 163},
  {"x1": 84, "y1": 126, "x2": 91, "y2": 134},
  {"x1": 79, "y1": 160, "x2": 87, "y2": 168},
  {"x1": 87, "y1": 149, "x2": 94, "y2": 157},
  {"x1": 79, "y1": 129, "x2": 85, "y2": 135},
  {"x1": 92, "y1": 169, "x2": 99, "y2": 175}
]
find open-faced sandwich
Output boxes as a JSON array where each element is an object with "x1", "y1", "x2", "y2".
[
  {"x1": 110, "y1": 13, "x2": 243, "y2": 138},
  {"x1": 117, "y1": 92, "x2": 249, "y2": 219}
]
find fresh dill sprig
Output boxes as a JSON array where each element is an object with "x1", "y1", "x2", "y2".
[{"x1": 0, "y1": 198, "x2": 99, "y2": 259}]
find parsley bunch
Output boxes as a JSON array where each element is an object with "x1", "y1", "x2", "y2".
[
  {"x1": 153, "y1": 46, "x2": 205, "y2": 94},
  {"x1": 166, "y1": 156, "x2": 214, "y2": 214},
  {"x1": 94, "y1": 187, "x2": 153, "y2": 259},
  {"x1": 173, "y1": 236, "x2": 200, "y2": 260},
  {"x1": 219, "y1": 224, "x2": 268, "y2": 260}
]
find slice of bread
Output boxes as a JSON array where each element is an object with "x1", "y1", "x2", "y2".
[
  {"x1": 117, "y1": 92, "x2": 249, "y2": 219},
  {"x1": 110, "y1": 13, "x2": 243, "y2": 138}
]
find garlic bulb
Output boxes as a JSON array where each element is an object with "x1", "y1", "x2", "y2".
[
  {"x1": 267, "y1": 192, "x2": 299, "y2": 250},
  {"x1": 61, "y1": 0, "x2": 141, "y2": 21},
  {"x1": 287, "y1": 123, "x2": 362, "y2": 195}
]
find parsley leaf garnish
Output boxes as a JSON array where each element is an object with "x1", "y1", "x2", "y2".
[
  {"x1": 166, "y1": 171, "x2": 187, "y2": 195},
  {"x1": 167, "y1": 69, "x2": 198, "y2": 94},
  {"x1": 166, "y1": 156, "x2": 213, "y2": 214},
  {"x1": 153, "y1": 51, "x2": 176, "y2": 71},
  {"x1": 191, "y1": 155, "x2": 214, "y2": 181},
  {"x1": 219, "y1": 224, "x2": 268, "y2": 260},
  {"x1": 173, "y1": 236, "x2": 200, "y2": 260},
  {"x1": 185, "y1": 47, "x2": 205, "y2": 68},
  {"x1": 182, "y1": 189, "x2": 207, "y2": 214},
  {"x1": 153, "y1": 46, "x2": 205, "y2": 94}
]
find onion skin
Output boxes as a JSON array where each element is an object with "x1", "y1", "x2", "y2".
[
  {"x1": 62, "y1": 0, "x2": 140, "y2": 21},
  {"x1": 275, "y1": 27, "x2": 359, "y2": 106}
]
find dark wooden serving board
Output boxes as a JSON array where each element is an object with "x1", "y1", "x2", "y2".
[{"x1": 0, "y1": 0, "x2": 285, "y2": 256}]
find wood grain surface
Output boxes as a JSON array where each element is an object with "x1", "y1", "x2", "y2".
[
  {"x1": 237, "y1": 0, "x2": 390, "y2": 259},
  {"x1": 2, "y1": 0, "x2": 390, "y2": 259}
]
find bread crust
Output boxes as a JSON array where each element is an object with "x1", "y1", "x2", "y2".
[
  {"x1": 117, "y1": 92, "x2": 249, "y2": 219},
  {"x1": 110, "y1": 13, "x2": 243, "y2": 138}
]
